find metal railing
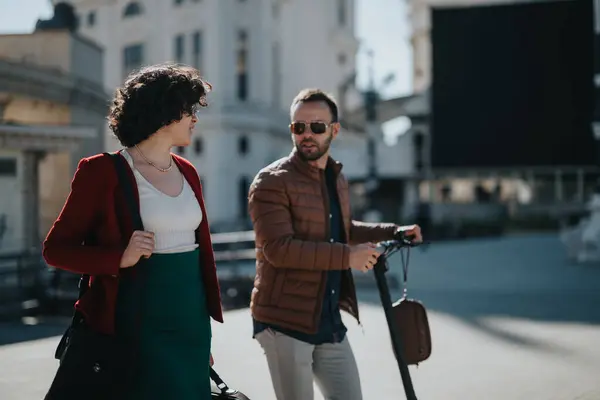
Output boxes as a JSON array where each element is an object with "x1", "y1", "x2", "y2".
[
  {"x1": 0, "y1": 250, "x2": 47, "y2": 318},
  {"x1": 0, "y1": 229, "x2": 398, "y2": 317},
  {"x1": 9, "y1": 232, "x2": 261, "y2": 315}
]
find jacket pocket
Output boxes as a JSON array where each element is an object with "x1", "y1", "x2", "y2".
[
  {"x1": 269, "y1": 269, "x2": 286, "y2": 306},
  {"x1": 281, "y1": 278, "x2": 320, "y2": 298}
]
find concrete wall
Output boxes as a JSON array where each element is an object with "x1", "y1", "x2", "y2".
[
  {"x1": 68, "y1": 106, "x2": 105, "y2": 173},
  {"x1": 3, "y1": 97, "x2": 70, "y2": 125},
  {"x1": 0, "y1": 32, "x2": 70, "y2": 73},
  {"x1": 0, "y1": 31, "x2": 103, "y2": 84},
  {"x1": 38, "y1": 152, "x2": 72, "y2": 240}
]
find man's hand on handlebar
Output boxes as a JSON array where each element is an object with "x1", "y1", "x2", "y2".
[
  {"x1": 394, "y1": 224, "x2": 423, "y2": 244},
  {"x1": 349, "y1": 243, "x2": 382, "y2": 273}
]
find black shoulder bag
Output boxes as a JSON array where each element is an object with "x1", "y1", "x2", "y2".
[{"x1": 44, "y1": 153, "x2": 142, "y2": 400}]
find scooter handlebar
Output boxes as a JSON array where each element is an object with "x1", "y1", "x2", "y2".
[{"x1": 377, "y1": 238, "x2": 417, "y2": 251}]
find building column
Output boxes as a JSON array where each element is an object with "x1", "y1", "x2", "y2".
[
  {"x1": 0, "y1": 95, "x2": 11, "y2": 121},
  {"x1": 21, "y1": 151, "x2": 42, "y2": 252}
]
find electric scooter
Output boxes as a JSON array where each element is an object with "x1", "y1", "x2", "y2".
[{"x1": 374, "y1": 234, "x2": 424, "y2": 400}]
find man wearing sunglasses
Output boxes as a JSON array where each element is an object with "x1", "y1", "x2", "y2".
[{"x1": 248, "y1": 88, "x2": 422, "y2": 400}]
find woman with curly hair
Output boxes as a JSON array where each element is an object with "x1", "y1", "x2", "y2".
[{"x1": 43, "y1": 63, "x2": 223, "y2": 399}]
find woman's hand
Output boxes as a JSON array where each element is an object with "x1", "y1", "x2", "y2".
[{"x1": 119, "y1": 231, "x2": 155, "y2": 268}]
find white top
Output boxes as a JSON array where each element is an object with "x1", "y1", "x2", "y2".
[{"x1": 121, "y1": 150, "x2": 202, "y2": 254}]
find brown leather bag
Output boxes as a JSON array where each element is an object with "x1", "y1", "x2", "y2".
[
  {"x1": 391, "y1": 297, "x2": 432, "y2": 365},
  {"x1": 391, "y1": 249, "x2": 432, "y2": 366}
]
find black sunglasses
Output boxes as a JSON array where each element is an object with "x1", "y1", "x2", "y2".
[{"x1": 290, "y1": 121, "x2": 333, "y2": 135}]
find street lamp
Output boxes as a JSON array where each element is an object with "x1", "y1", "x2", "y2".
[
  {"x1": 593, "y1": 0, "x2": 600, "y2": 166},
  {"x1": 362, "y1": 49, "x2": 395, "y2": 219}
]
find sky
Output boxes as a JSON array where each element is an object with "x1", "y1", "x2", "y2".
[{"x1": 0, "y1": 0, "x2": 413, "y2": 137}]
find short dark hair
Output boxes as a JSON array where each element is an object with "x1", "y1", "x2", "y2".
[
  {"x1": 290, "y1": 88, "x2": 339, "y2": 123},
  {"x1": 108, "y1": 63, "x2": 212, "y2": 147}
]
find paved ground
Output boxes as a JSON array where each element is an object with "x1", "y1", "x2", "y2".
[{"x1": 1, "y1": 233, "x2": 600, "y2": 400}]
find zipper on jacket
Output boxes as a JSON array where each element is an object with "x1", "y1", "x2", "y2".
[{"x1": 312, "y1": 170, "x2": 330, "y2": 331}]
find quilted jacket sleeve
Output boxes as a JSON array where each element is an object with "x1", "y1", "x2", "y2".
[
  {"x1": 248, "y1": 170, "x2": 350, "y2": 270},
  {"x1": 349, "y1": 220, "x2": 399, "y2": 245},
  {"x1": 42, "y1": 158, "x2": 124, "y2": 276}
]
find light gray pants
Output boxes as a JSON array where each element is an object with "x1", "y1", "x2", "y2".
[{"x1": 255, "y1": 328, "x2": 363, "y2": 400}]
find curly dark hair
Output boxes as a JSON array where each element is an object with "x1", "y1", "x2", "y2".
[{"x1": 107, "y1": 63, "x2": 212, "y2": 147}]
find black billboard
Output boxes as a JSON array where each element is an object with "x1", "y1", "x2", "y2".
[{"x1": 430, "y1": 0, "x2": 595, "y2": 169}]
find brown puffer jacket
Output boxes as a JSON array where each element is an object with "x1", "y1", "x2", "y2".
[{"x1": 248, "y1": 149, "x2": 399, "y2": 334}]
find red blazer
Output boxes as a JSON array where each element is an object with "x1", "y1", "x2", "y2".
[{"x1": 43, "y1": 151, "x2": 224, "y2": 335}]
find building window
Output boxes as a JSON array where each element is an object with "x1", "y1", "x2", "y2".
[
  {"x1": 236, "y1": 30, "x2": 248, "y2": 101},
  {"x1": 123, "y1": 2, "x2": 143, "y2": 17},
  {"x1": 239, "y1": 176, "x2": 250, "y2": 218},
  {"x1": 238, "y1": 135, "x2": 249, "y2": 155},
  {"x1": 174, "y1": 34, "x2": 185, "y2": 63},
  {"x1": 123, "y1": 44, "x2": 144, "y2": 78},
  {"x1": 337, "y1": 0, "x2": 346, "y2": 26},
  {"x1": 174, "y1": 0, "x2": 184, "y2": 5},
  {"x1": 194, "y1": 138, "x2": 203, "y2": 155},
  {"x1": 87, "y1": 11, "x2": 96, "y2": 27},
  {"x1": 0, "y1": 158, "x2": 17, "y2": 177},
  {"x1": 192, "y1": 31, "x2": 203, "y2": 71}
]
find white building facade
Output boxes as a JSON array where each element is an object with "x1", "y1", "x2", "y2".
[{"x1": 54, "y1": 0, "x2": 367, "y2": 229}]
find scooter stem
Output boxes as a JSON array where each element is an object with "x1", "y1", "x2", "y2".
[{"x1": 373, "y1": 255, "x2": 418, "y2": 400}]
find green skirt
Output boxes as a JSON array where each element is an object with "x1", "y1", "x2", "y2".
[{"x1": 115, "y1": 248, "x2": 212, "y2": 400}]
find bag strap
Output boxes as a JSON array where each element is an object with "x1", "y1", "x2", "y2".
[
  {"x1": 68, "y1": 152, "x2": 142, "y2": 326},
  {"x1": 108, "y1": 151, "x2": 144, "y2": 232},
  {"x1": 106, "y1": 151, "x2": 147, "y2": 345},
  {"x1": 400, "y1": 247, "x2": 411, "y2": 299}
]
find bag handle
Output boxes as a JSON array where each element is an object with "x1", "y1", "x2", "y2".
[{"x1": 210, "y1": 367, "x2": 230, "y2": 392}]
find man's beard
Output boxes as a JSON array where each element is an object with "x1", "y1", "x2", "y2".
[{"x1": 295, "y1": 134, "x2": 333, "y2": 161}]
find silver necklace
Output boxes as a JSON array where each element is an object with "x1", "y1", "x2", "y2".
[{"x1": 134, "y1": 144, "x2": 173, "y2": 172}]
